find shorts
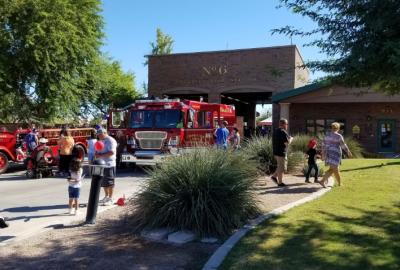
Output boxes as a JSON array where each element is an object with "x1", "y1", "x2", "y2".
[
  {"x1": 68, "y1": 186, "x2": 80, "y2": 199},
  {"x1": 101, "y1": 167, "x2": 116, "y2": 188},
  {"x1": 274, "y1": 155, "x2": 287, "y2": 174}
]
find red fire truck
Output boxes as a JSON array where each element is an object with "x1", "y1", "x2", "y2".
[
  {"x1": 0, "y1": 127, "x2": 91, "y2": 174},
  {"x1": 107, "y1": 99, "x2": 240, "y2": 166}
]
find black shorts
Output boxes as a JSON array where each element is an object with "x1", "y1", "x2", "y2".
[{"x1": 101, "y1": 167, "x2": 116, "y2": 187}]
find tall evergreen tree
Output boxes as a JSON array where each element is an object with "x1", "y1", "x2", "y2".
[{"x1": 274, "y1": 0, "x2": 400, "y2": 94}]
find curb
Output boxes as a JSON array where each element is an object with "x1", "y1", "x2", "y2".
[{"x1": 202, "y1": 178, "x2": 334, "y2": 270}]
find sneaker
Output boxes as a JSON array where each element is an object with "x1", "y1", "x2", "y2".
[
  {"x1": 305, "y1": 179, "x2": 311, "y2": 183},
  {"x1": 271, "y1": 176, "x2": 278, "y2": 183},
  {"x1": 103, "y1": 198, "x2": 114, "y2": 206},
  {"x1": 278, "y1": 183, "x2": 287, "y2": 187},
  {"x1": 74, "y1": 209, "x2": 79, "y2": 216},
  {"x1": 314, "y1": 179, "x2": 319, "y2": 183},
  {"x1": 99, "y1": 196, "x2": 108, "y2": 203},
  {"x1": 68, "y1": 208, "x2": 74, "y2": 215}
]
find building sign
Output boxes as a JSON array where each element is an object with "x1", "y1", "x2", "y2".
[{"x1": 202, "y1": 65, "x2": 228, "y2": 76}]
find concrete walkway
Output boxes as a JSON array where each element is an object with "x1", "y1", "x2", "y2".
[{"x1": 0, "y1": 168, "x2": 148, "y2": 246}]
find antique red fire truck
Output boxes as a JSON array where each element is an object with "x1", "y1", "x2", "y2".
[
  {"x1": 0, "y1": 127, "x2": 91, "y2": 174},
  {"x1": 107, "y1": 98, "x2": 240, "y2": 166}
]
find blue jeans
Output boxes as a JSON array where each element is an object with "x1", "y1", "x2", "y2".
[{"x1": 305, "y1": 163, "x2": 319, "y2": 181}]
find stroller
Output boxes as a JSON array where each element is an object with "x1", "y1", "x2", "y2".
[{"x1": 25, "y1": 138, "x2": 56, "y2": 179}]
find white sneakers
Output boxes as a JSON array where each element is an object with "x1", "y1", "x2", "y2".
[
  {"x1": 68, "y1": 208, "x2": 79, "y2": 215},
  {"x1": 99, "y1": 196, "x2": 108, "y2": 203},
  {"x1": 102, "y1": 198, "x2": 114, "y2": 206}
]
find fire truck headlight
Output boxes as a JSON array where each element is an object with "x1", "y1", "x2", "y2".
[
  {"x1": 168, "y1": 136, "x2": 179, "y2": 147},
  {"x1": 127, "y1": 136, "x2": 137, "y2": 148}
]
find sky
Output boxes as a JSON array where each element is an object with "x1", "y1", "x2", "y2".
[{"x1": 101, "y1": 0, "x2": 326, "y2": 96}]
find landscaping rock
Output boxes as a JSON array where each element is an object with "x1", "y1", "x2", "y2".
[
  {"x1": 200, "y1": 237, "x2": 219, "y2": 244},
  {"x1": 141, "y1": 228, "x2": 175, "y2": 241},
  {"x1": 167, "y1": 230, "x2": 196, "y2": 244}
]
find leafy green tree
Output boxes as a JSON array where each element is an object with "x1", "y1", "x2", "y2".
[
  {"x1": 144, "y1": 28, "x2": 174, "y2": 65},
  {"x1": 80, "y1": 54, "x2": 140, "y2": 116},
  {"x1": 274, "y1": 0, "x2": 400, "y2": 94},
  {"x1": 0, "y1": 0, "x2": 103, "y2": 122}
]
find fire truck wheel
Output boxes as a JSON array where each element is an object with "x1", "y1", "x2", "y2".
[
  {"x1": 0, "y1": 152, "x2": 9, "y2": 174},
  {"x1": 25, "y1": 170, "x2": 35, "y2": 179}
]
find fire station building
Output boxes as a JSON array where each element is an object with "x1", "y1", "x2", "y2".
[{"x1": 148, "y1": 45, "x2": 400, "y2": 154}]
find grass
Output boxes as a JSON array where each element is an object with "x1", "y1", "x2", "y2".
[{"x1": 220, "y1": 159, "x2": 400, "y2": 270}]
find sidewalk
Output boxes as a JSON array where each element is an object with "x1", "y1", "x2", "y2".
[{"x1": 0, "y1": 169, "x2": 148, "y2": 246}]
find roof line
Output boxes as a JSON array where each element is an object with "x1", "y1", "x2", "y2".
[
  {"x1": 272, "y1": 81, "x2": 331, "y2": 103},
  {"x1": 145, "y1": 45, "x2": 297, "y2": 58}
]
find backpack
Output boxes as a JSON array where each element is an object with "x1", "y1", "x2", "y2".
[{"x1": 25, "y1": 133, "x2": 37, "y2": 151}]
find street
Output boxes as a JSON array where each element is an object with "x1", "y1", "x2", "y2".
[{"x1": 0, "y1": 166, "x2": 148, "y2": 245}]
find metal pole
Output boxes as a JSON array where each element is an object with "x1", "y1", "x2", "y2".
[{"x1": 85, "y1": 174, "x2": 102, "y2": 224}]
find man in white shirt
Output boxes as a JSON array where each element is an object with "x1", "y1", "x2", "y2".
[{"x1": 95, "y1": 129, "x2": 117, "y2": 206}]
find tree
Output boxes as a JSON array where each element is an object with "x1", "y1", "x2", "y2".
[
  {"x1": 80, "y1": 54, "x2": 140, "y2": 117},
  {"x1": 0, "y1": 0, "x2": 103, "y2": 122},
  {"x1": 144, "y1": 28, "x2": 174, "y2": 65},
  {"x1": 273, "y1": 0, "x2": 400, "y2": 94}
]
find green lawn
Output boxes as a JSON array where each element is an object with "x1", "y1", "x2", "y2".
[{"x1": 220, "y1": 159, "x2": 400, "y2": 270}]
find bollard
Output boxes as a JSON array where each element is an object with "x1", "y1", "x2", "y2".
[{"x1": 85, "y1": 159, "x2": 107, "y2": 224}]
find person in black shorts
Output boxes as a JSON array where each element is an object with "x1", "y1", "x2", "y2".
[{"x1": 95, "y1": 129, "x2": 118, "y2": 206}]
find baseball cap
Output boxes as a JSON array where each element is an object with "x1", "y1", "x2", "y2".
[{"x1": 96, "y1": 128, "x2": 106, "y2": 135}]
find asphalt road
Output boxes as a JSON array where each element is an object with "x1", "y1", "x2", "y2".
[{"x1": 0, "y1": 166, "x2": 149, "y2": 245}]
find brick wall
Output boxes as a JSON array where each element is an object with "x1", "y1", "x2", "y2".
[
  {"x1": 289, "y1": 103, "x2": 400, "y2": 153},
  {"x1": 148, "y1": 45, "x2": 307, "y2": 98}
]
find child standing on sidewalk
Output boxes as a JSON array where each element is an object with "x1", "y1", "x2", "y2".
[
  {"x1": 305, "y1": 139, "x2": 319, "y2": 183},
  {"x1": 67, "y1": 157, "x2": 83, "y2": 215}
]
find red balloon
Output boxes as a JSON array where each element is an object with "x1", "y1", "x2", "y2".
[{"x1": 95, "y1": 141, "x2": 104, "y2": 151}]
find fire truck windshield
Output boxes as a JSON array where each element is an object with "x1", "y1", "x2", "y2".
[{"x1": 130, "y1": 110, "x2": 183, "y2": 128}]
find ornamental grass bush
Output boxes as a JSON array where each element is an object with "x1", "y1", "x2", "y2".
[
  {"x1": 289, "y1": 134, "x2": 315, "y2": 153},
  {"x1": 344, "y1": 136, "x2": 363, "y2": 158},
  {"x1": 241, "y1": 136, "x2": 275, "y2": 174},
  {"x1": 130, "y1": 147, "x2": 261, "y2": 237},
  {"x1": 287, "y1": 151, "x2": 306, "y2": 174}
]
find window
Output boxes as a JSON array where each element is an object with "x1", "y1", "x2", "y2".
[
  {"x1": 197, "y1": 111, "x2": 212, "y2": 128},
  {"x1": 130, "y1": 110, "x2": 182, "y2": 129},
  {"x1": 306, "y1": 119, "x2": 346, "y2": 135}
]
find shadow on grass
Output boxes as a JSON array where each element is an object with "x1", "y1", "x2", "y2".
[
  {"x1": 341, "y1": 161, "x2": 400, "y2": 172},
  {"x1": 0, "y1": 208, "x2": 218, "y2": 270},
  {"x1": 222, "y1": 203, "x2": 400, "y2": 270}
]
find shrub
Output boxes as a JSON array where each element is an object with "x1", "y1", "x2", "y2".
[
  {"x1": 130, "y1": 148, "x2": 261, "y2": 237},
  {"x1": 242, "y1": 136, "x2": 275, "y2": 174},
  {"x1": 344, "y1": 136, "x2": 364, "y2": 158},
  {"x1": 289, "y1": 134, "x2": 314, "y2": 153},
  {"x1": 287, "y1": 151, "x2": 306, "y2": 174}
]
